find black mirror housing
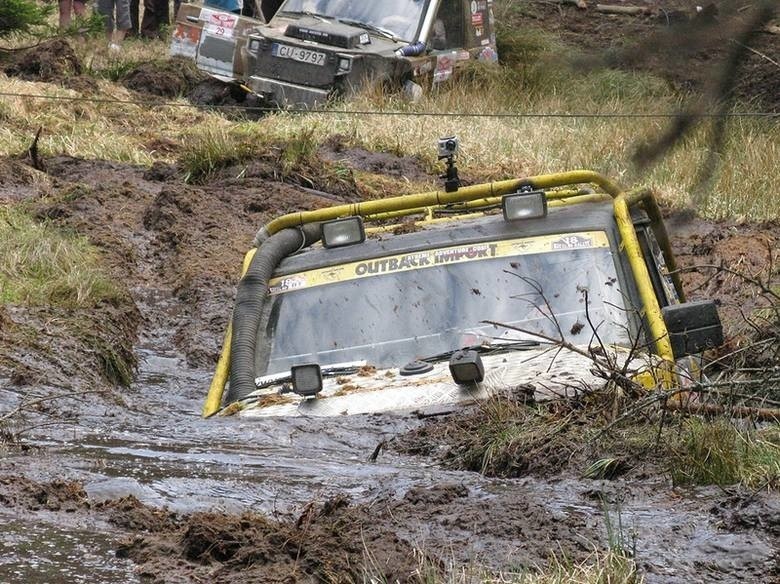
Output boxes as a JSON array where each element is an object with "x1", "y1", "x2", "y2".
[{"x1": 662, "y1": 300, "x2": 723, "y2": 358}]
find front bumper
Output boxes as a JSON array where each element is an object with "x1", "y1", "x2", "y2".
[{"x1": 248, "y1": 75, "x2": 331, "y2": 108}]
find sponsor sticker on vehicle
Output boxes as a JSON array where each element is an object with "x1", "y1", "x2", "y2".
[
  {"x1": 551, "y1": 235, "x2": 595, "y2": 250},
  {"x1": 200, "y1": 8, "x2": 237, "y2": 38},
  {"x1": 271, "y1": 43, "x2": 327, "y2": 66},
  {"x1": 433, "y1": 52, "x2": 456, "y2": 84},
  {"x1": 268, "y1": 231, "x2": 610, "y2": 294},
  {"x1": 170, "y1": 23, "x2": 201, "y2": 58}
]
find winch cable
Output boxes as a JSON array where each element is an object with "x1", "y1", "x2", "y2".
[{"x1": 227, "y1": 224, "x2": 321, "y2": 403}]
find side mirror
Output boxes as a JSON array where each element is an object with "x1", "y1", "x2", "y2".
[{"x1": 661, "y1": 300, "x2": 723, "y2": 358}]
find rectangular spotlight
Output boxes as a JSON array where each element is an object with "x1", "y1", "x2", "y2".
[
  {"x1": 291, "y1": 364, "x2": 323, "y2": 397},
  {"x1": 321, "y1": 217, "x2": 366, "y2": 249},
  {"x1": 502, "y1": 191, "x2": 547, "y2": 222},
  {"x1": 449, "y1": 350, "x2": 485, "y2": 385}
]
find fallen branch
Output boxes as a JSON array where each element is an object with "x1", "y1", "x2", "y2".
[
  {"x1": 665, "y1": 400, "x2": 780, "y2": 422},
  {"x1": 0, "y1": 388, "x2": 105, "y2": 423},
  {"x1": 732, "y1": 39, "x2": 780, "y2": 68},
  {"x1": 596, "y1": 4, "x2": 649, "y2": 15},
  {"x1": 536, "y1": 0, "x2": 588, "y2": 9}
]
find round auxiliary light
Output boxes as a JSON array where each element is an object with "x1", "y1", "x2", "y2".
[{"x1": 399, "y1": 360, "x2": 434, "y2": 376}]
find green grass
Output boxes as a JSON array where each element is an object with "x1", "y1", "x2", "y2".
[
  {"x1": 178, "y1": 127, "x2": 258, "y2": 183},
  {"x1": 0, "y1": 207, "x2": 121, "y2": 308},
  {"x1": 669, "y1": 418, "x2": 780, "y2": 488}
]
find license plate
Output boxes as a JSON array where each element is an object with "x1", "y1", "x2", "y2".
[{"x1": 271, "y1": 43, "x2": 327, "y2": 66}]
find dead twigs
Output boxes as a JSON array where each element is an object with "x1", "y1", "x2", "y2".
[
  {"x1": 596, "y1": 4, "x2": 649, "y2": 15},
  {"x1": 27, "y1": 126, "x2": 45, "y2": 171}
]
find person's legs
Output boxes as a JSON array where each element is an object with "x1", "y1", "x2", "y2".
[
  {"x1": 140, "y1": 0, "x2": 155, "y2": 37},
  {"x1": 141, "y1": 0, "x2": 170, "y2": 38},
  {"x1": 58, "y1": 0, "x2": 73, "y2": 29},
  {"x1": 128, "y1": 0, "x2": 140, "y2": 37},
  {"x1": 96, "y1": 0, "x2": 115, "y2": 41},
  {"x1": 157, "y1": 0, "x2": 170, "y2": 28},
  {"x1": 113, "y1": 0, "x2": 132, "y2": 44}
]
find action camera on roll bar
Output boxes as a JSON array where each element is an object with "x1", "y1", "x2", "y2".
[{"x1": 438, "y1": 136, "x2": 461, "y2": 193}]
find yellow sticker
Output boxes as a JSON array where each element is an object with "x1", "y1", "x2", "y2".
[{"x1": 268, "y1": 231, "x2": 609, "y2": 295}]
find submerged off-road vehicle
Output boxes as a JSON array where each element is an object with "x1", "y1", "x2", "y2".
[
  {"x1": 204, "y1": 150, "x2": 723, "y2": 418},
  {"x1": 171, "y1": 0, "x2": 499, "y2": 108}
]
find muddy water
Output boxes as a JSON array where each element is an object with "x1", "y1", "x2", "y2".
[{"x1": 1, "y1": 291, "x2": 776, "y2": 582}]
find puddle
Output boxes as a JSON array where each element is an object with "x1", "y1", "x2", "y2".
[{"x1": 0, "y1": 517, "x2": 137, "y2": 584}]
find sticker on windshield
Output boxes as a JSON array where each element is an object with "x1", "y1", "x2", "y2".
[
  {"x1": 551, "y1": 234, "x2": 596, "y2": 250},
  {"x1": 268, "y1": 231, "x2": 610, "y2": 295}
]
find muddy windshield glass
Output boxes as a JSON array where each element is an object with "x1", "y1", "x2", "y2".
[
  {"x1": 257, "y1": 232, "x2": 633, "y2": 375},
  {"x1": 277, "y1": 0, "x2": 430, "y2": 41}
]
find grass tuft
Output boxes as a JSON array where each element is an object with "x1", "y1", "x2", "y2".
[
  {"x1": 669, "y1": 418, "x2": 780, "y2": 488},
  {"x1": 178, "y1": 127, "x2": 258, "y2": 183},
  {"x1": 0, "y1": 207, "x2": 121, "y2": 308}
]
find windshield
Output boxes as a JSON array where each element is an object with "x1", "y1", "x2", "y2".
[
  {"x1": 258, "y1": 232, "x2": 633, "y2": 375},
  {"x1": 276, "y1": 0, "x2": 430, "y2": 41}
]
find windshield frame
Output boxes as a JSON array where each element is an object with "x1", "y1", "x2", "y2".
[
  {"x1": 273, "y1": 0, "x2": 435, "y2": 42},
  {"x1": 254, "y1": 210, "x2": 645, "y2": 376}
]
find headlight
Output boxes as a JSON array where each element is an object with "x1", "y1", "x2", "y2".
[
  {"x1": 248, "y1": 37, "x2": 265, "y2": 53},
  {"x1": 337, "y1": 56, "x2": 353, "y2": 73},
  {"x1": 291, "y1": 364, "x2": 323, "y2": 398},
  {"x1": 449, "y1": 350, "x2": 485, "y2": 385},
  {"x1": 321, "y1": 217, "x2": 365, "y2": 248},
  {"x1": 502, "y1": 190, "x2": 548, "y2": 221}
]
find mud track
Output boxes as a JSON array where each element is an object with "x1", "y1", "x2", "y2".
[{"x1": 0, "y1": 149, "x2": 778, "y2": 582}]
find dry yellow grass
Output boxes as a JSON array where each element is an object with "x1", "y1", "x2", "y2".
[
  {"x1": 0, "y1": 31, "x2": 777, "y2": 220},
  {"x1": 391, "y1": 549, "x2": 640, "y2": 584},
  {"x1": 256, "y1": 88, "x2": 779, "y2": 220}
]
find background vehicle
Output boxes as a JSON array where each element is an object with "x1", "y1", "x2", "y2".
[
  {"x1": 171, "y1": 0, "x2": 499, "y2": 107},
  {"x1": 205, "y1": 166, "x2": 723, "y2": 418}
]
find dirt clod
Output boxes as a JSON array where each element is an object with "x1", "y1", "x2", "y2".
[
  {"x1": 4, "y1": 39, "x2": 82, "y2": 82},
  {"x1": 122, "y1": 59, "x2": 207, "y2": 98}
]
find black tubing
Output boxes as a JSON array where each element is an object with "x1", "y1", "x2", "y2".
[{"x1": 226, "y1": 224, "x2": 320, "y2": 403}]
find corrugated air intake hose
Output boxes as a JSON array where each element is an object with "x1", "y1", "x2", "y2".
[{"x1": 226, "y1": 224, "x2": 321, "y2": 403}]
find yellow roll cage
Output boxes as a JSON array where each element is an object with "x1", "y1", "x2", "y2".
[{"x1": 204, "y1": 170, "x2": 684, "y2": 417}]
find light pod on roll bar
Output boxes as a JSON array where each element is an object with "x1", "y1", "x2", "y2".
[
  {"x1": 321, "y1": 217, "x2": 366, "y2": 249},
  {"x1": 290, "y1": 364, "x2": 323, "y2": 398},
  {"x1": 502, "y1": 189, "x2": 547, "y2": 222}
]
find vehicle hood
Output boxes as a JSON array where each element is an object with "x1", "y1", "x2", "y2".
[
  {"x1": 260, "y1": 16, "x2": 403, "y2": 55},
  {"x1": 236, "y1": 346, "x2": 651, "y2": 418}
]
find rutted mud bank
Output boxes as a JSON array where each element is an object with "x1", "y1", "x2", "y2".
[{"x1": 1, "y1": 153, "x2": 779, "y2": 582}]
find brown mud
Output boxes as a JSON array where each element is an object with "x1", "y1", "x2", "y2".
[
  {"x1": 1, "y1": 12, "x2": 779, "y2": 581},
  {"x1": 2, "y1": 39, "x2": 82, "y2": 83},
  {"x1": 121, "y1": 59, "x2": 207, "y2": 99},
  {"x1": 1, "y1": 150, "x2": 778, "y2": 582}
]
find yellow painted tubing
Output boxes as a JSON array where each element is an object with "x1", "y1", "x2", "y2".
[
  {"x1": 203, "y1": 248, "x2": 258, "y2": 418},
  {"x1": 614, "y1": 196, "x2": 675, "y2": 369},
  {"x1": 262, "y1": 171, "x2": 622, "y2": 236}
]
